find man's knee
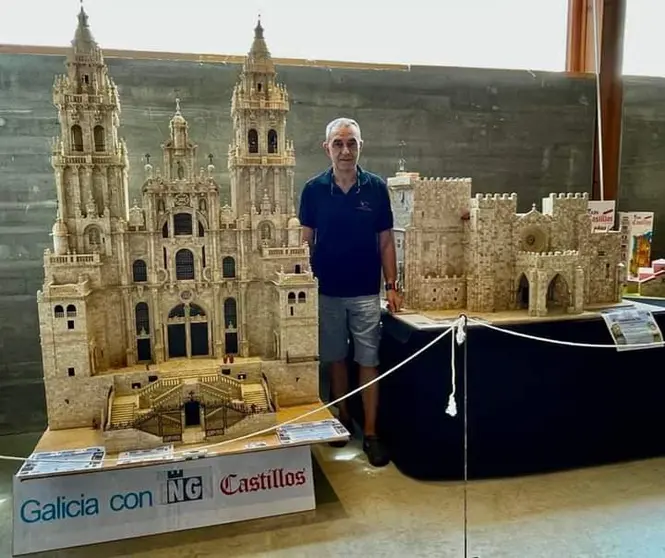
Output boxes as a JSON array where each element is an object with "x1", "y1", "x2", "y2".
[
  {"x1": 318, "y1": 295, "x2": 349, "y2": 363},
  {"x1": 348, "y1": 296, "x2": 381, "y2": 368}
]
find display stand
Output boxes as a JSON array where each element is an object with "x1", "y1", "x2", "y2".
[
  {"x1": 374, "y1": 301, "x2": 665, "y2": 481},
  {"x1": 12, "y1": 403, "x2": 345, "y2": 556}
]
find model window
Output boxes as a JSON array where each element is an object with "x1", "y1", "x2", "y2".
[
  {"x1": 174, "y1": 213, "x2": 192, "y2": 236},
  {"x1": 66, "y1": 304, "x2": 77, "y2": 317},
  {"x1": 71, "y1": 125, "x2": 83, "y2": 152},
  {"x1": 135, "y1": 302, "x2": 150, "y2": 334},
  {"x1": 224, "y1": 298, "x2": 237, "y2": 328},
  {"x1": 298, "y1": 292, "x2": 306, "y2": 303},
  {"x1": 288, "y1": 292, "x2": 296, "y2": 304},
  {"x1": 248, "y1": 129, "x2": 258, "y2": 154},
  {"x1": 87, "y1": 227, "x2": 101, "y2": 251},
  {"x1": 222, "y1": 256, "x2": 236, "y2": 278},
  {"x1": 268, "y1": 129, "x2": 278, "y2": 154},
  {"x1": 175, "y1": 249, "x2": 194, "y2": 280},
  {"x1": 93, "y1": 125, "x2": 105, "y2": 152},
  {"x1": 133, "y1": 259, "x2": 147, "y2": 282},
  {"x1": 54, "y1": 305, "x2": 64, "y2": 318}
]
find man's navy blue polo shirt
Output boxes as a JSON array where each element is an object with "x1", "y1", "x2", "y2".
[{"x1": 298, "y1": 165, "x2": 394, "y2": 298}]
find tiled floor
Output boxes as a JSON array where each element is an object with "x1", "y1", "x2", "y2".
[{"x1": 2, "y1": 432, "x2": 665, "y2": 557}]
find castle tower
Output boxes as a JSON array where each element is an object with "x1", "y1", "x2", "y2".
[
  {"x1": 51, "y1": 6, "x2": 130, "y2": 259},
  {"x1": 228, "y1": 19, "x2": 297, "y2": 240}
]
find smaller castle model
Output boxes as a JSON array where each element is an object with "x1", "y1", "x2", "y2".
[
  {"x1": 627, "y1": 258, "x2": 665, "y2": 298},
  {"x1": 388, "y1": 171, "x2": 624, "y2": 317},
  {"x1": 36, "y1": 9, "x2": 318, "y2": 453}
]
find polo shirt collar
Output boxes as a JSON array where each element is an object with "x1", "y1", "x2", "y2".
[{"x1": 327, "y1": 165, "x2": 370, "y2": 194}]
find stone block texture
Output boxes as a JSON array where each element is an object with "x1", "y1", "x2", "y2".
[{"x1": 389, "y1": 173, "x2": 623, "y2": 317}]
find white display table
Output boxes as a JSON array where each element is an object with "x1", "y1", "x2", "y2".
[{"x1": 12, "y1": 403, "x2": 345, "y2": 556}]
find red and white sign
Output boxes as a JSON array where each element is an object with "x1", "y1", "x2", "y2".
[
  {"x1": 588, "y1": 200, "x2": 616, "y2": 232},
  {"x1": 13, "y1": 445, "x2": 314, "y2": 555}
]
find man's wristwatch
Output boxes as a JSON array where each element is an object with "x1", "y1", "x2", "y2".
[{"x1": 384, "y1": 281, "x2": 398, "y2": 292}]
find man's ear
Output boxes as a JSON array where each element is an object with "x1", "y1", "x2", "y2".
[{"x1": 322, "y1": 141, "x2": 329, "y2": 155}]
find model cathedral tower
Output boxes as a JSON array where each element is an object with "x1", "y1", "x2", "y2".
[{"x1": 37, "y1": 9, "x2": 319, "y2": 433}]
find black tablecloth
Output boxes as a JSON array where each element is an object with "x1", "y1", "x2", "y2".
[{"x1": 344, "y1": 305, "x2": 665, "y2": 480}]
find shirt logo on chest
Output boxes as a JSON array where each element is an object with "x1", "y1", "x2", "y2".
[{"x1": 356, "y1": 200, "x2": 372, "y2": 212}]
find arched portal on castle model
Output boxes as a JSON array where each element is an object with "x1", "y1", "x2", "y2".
[
  {"x1": 516, "y1": 274, "x2": 529, "y2": 310},
  {"x1": 166, "y1": 303, "x2": 209, "y2": 359},
  {"x1": 546, "y1": 274, "x2": 570, "y2": 313}
]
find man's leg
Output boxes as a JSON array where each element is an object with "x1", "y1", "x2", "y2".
[
  {"x1": 318, "y1": 294, "x2": 352, "y2": 446},
  {"x1": 347, "y1": 295, "x2": 389, "y2": 467}
]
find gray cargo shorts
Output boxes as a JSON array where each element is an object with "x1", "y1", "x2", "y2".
[{"x1": 318, "y1": 293, "x2": 381, "y2": 367}]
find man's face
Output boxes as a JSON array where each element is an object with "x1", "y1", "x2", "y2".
[{"x1": 323, "y1": 125, "x2": 362, "y2": 171}]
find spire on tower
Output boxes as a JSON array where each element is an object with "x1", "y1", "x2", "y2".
[
  {"x1": 244, "y1": 16, "x2": 273, "y2": 72},
  {"x1": 72, "y1": 3, "x2": 98, "y2": 55}
]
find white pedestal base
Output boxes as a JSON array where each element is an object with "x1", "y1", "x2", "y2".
[{"x1": 12, "y1": 444, "x2": 315, "y2": 556}]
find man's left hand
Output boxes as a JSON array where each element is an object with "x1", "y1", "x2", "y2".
[{"x1": 386, "y1": 289, "x2": 402, "y2": 313}]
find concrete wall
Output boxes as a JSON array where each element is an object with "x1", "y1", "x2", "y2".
[
  {"x1": 620, "y1": 75, "x2": 665, "y2": 259},
  {"x1": 0, "y1": 48, "x2": 625, "y2": 434}
]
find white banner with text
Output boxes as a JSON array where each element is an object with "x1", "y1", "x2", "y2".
[{"x1": 13, "y1": 445, "x2": 314, "y2": 555}]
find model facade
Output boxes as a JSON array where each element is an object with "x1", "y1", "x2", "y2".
[
  {"x1": 37, "y1": 9, "x2": 318, "y2": 451},
  {"x1": 388, "y1": 171, "x2": 624, "y2": 317}
]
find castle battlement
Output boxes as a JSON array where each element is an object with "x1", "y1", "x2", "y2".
[
  {"x1": 516, "y1": 250, "x2": 580, "y2": 268},
  {"x1": 542, "y1": 192, "x2": 589, "y2": 215},
  {"x1": 549, "y1": 192, "x2": 589, "y2": 200},
  {"x1": 474, "y1": 192, "x2": 518, "y2": 201},
  {"x1": 421, "y1": 274, "x2": 463, "y2": 281},
  {"x1": 416, "y1": 176, "x2": 472, "y2": 187},
  {"x1": 471, "y1": 192, "x2": 518, "y2": 210},
  {"x1": 517, "y1": 249, "x2": 579, "y2": 256}
]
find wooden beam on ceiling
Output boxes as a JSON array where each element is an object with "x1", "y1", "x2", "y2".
[{"x1": 566, "y1": 0, "x2": 626, "y2": 202}]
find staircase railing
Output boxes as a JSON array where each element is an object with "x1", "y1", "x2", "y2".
[
  {"x1": 151, "y1": 384, "x2": 183, "y2": 408},
  {"x1": 199, "y1": 381, "x2": 232, "y2": 403}
]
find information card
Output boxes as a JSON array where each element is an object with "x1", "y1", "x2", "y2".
[
  {"x1": 277, "y1": 419, "x2": 350, "y2": 445},
  {"x1": 601, "y1": 307, "x2": 665, "y2": 351},
  {"x1": 17, "y1": 446, "x2": 106, "y2": 478}
]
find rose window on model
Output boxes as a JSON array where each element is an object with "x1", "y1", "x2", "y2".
[{"x1": 520, "y1": 226, "x2": 547, "y2": 252}]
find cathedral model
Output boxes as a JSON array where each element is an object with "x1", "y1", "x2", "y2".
[
  {"x1": 37, "y1": 8, "x2": 318, "y2": 451},
  {"x1": 388, "y1": 171, "x2": 624, "y2": 317}
]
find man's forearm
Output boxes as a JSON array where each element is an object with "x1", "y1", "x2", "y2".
[{"x1": 380, "y1": 231, "x2": 397, "y2": 284}]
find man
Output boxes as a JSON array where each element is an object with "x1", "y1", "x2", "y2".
[{"x1": 298, "y1": 117, "x2": 401, "y2": 468}]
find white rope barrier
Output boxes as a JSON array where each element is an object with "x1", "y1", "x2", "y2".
[
  {"x1": 0, "y1": 325, "x2": 455, "y2": 465},
  {"x1": 467, "y1": 317, "x2": 665, "y2": 349}
]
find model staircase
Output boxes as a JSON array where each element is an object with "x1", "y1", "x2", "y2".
[
  {"x1": 241, "y1": 384, "x2": 269, "y2": 412},
  {"x1": 110, "y1": 395, "x2": 136, "y2": 427}
]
